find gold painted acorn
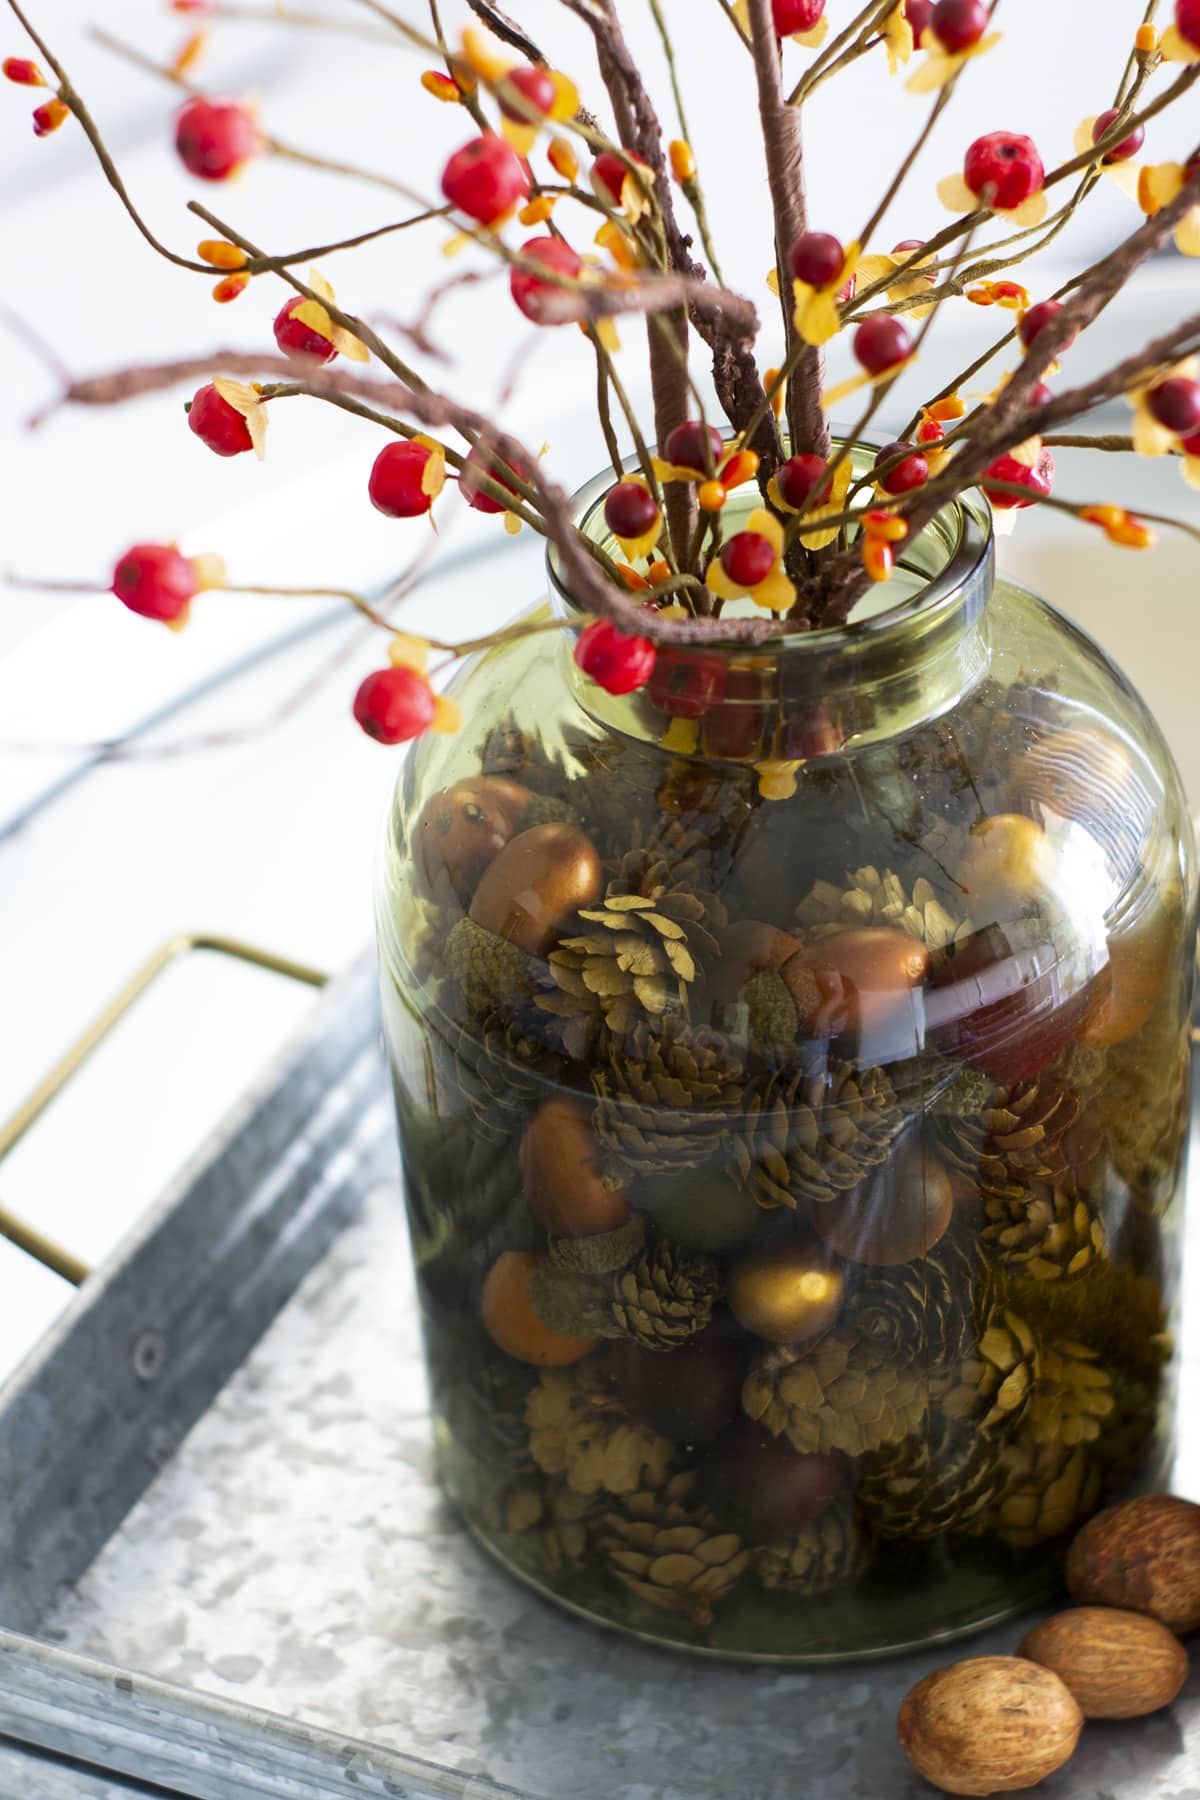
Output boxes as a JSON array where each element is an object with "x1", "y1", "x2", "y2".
[
  {"x1": 727, "y1": 1242, "x2": 845, "y2": 1344},
  {"x1": 415, "y1": 775, "x2": 532, "y2": 903},
  {"x1": 521, "y1": 1096, "x2": 630, "y2": 1238},
  {"x1": 470, "y1": 822, "x2": 603, "y2": 956}
]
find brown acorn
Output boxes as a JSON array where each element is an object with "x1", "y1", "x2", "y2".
[
  {"x1": 1066, "y1": 1493, "x2": 1200, "y2": 1634},
  {"x1": 481, "y1": 1251, "x2": 598, "y2": 1366},
  {"x1": 812, "y1": 1143, "x2": 954, "y2": 1267},
  {"x1": 792, "y1": 926, "x2": 930, "y2": 1059},
  {"x1": 470, "y1": 823, "x2": 602, "y2": 957},
  {"x1": 415, "y1": 775, "x2": 531, "y2": 903},
  {"x1": 897, "y1": 1656, "x2": 1082, "y2": 1796},
  {"x1": 1019, "y1": 1607, "x2": 1189, "y2": 1719},
  {"x1": 521, "y1": 1097, "x2": 629, "y2": 1238}
]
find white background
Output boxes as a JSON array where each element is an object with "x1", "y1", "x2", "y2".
[{"x1": 1, "y1": 0, "x2": 1198, "y2": 1375}]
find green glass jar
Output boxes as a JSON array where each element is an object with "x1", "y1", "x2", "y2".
[{"x1": 376, "y1": 450, "x2": 1195, "y2": 1661}]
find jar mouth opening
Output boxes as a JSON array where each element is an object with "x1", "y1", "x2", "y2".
[{"x1": 546, "y1": 436, "x2": 994, "y2": 656}]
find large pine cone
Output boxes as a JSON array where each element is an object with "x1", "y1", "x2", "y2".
[
  {"x1": 856, "y1": 1414, "x2": 1010, "y2": 1541},
  {"x1": 504, "y1": 1481, "x2": 596, "y2": 1571},
  {"x1": 844, "y1": 1234, "x2": 992, "y2": 1372},
  {"x1": 981, "y1": 1178, "x2": 1108, "y2": 1282},
  {"x1": 984, "y1": 1439, "x2": 1100, "y2": 1547},
  {"x1": 795, "y1": 866, "x2": 969, "y2": 955},
  {"x1": 448, "y1": 1010, "x2": 568, "y2": 1142},
  {"x1": 606, "y1": 1241, "x2": 722, "y2": 1351},
  {"x1": 526, "y1": 1362, "x2": 673, "y2": 1498},
  {"x1": 742, "y1": 1330, "x2": 929, "y2": 1458},
  {"x1": 591, "y1": 1019, "x2": 745, "y2": 1176},
  {"x1": 938, "y1": 1074, "x2": 1098, "y2": 1204},
  {"x1": 1026, "y1": 1337, "x2": 1116, "y2": 1448},
  {"x1": 731, "y1": 1060, "x2": 905, "y2": 1211},
  {"x1": 939, "y1": 1299, "x2": 1040, "y2": 1436},
  {"x1": 753, "y1": 1500, "x2": 869, "y2": 1595},
  {"x1": 598, "y1": 1472, "x2": 749, "y2": 1626}
]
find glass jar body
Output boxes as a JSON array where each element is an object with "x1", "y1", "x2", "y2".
[{"x1": 376, "y1": 554, "x2": 1194, "y2": 1662}]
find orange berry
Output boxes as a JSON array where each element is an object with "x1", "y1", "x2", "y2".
[
  {"x1": 170, "y1": 29, "x2": 208, "y2": 78},
  {"x1": 31, "y1": 96, "x2": 69, "y2": 136},
  {"x1": 617, "y1": 564, "x2": 650, "y2": 591},
  {"x1": 647, "y1": 558, "x2": 672, "y2": 586},
  {"x1": 211, "y1": 270, "x2": 251, "y2": 303},
  {"x1": 1136, "y1": 22, "x2": 1160, "y2": 51},
  {"x1": 669, "y1": 138, "x2": 696, "y2": 183},
  {"x1": 421, "y1": 68, "x2": 462, "y2": 102},
  {"x1": 481, "y1": 1251, "x2": 597, "y2": 1365},
  {"x1": 718, "y1": 448, "x2": 760, "y2": 489},
  {"x1": 196, "y1": 237, "x2": 247, "y2": 269},
  {"x1": 698, "y1": 479, "x2": 728, "y2": 512},
  {"x1": 519, "y1": 194, "x2": 556, "y2": 225},
  {"x1": 764, "y1": 367, "x2": 787, "y2": 419},
  {"x1": 863, "y1": 509, "x2": 909, "y2": 542},
  {"x1": 862, "y1": 537, "x2": 895, "y2": 583},
  {"x1": 3, "y1": 56, "x2": 47, "y2": 86},
  {"x1": 548, "y1": 134, "x2": 579, "y2": 183}
]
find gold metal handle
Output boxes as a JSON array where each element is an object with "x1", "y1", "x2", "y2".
[{"x1": 0, "y1": 934, "x2": 329, "y2": 1286}]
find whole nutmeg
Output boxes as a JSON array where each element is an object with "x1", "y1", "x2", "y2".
[
  {"x1": 415, "y1": 775, "x2": 531, "y2": 903},
  {"x1": 1066, "y1": 1492, "x2": 1200, "y2": 1633},
  {"x1": 1019, "y1": 1606, "x2": 1188, "y2": 1719},
  {"x1": 727, "y1": 1242, "x2": 845, "y2": 1343},
  {"x1": 469, "y1": 822, "x2": 602, "y2": 956},
  {"x1": 897, "y1": 1656, "x2": 1082, "y2": 1796},
  {"x1": 521, "y1": 1097, "x2": 629, "y2": 1238}
]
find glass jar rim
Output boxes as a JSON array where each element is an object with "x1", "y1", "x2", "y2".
[{"x1": 545, "y1": 435, "x2": 994, "y2": 659}]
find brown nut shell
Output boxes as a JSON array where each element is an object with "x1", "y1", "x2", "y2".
[
  {"x1": 727, "y1": 1243, "x2": 845, "y2": 1344},
  {"x1": 897, "y1": 1655, "x2": 1082, "y2": 1796},
  {"x1": 521, "y1": 1097, "x2": 629, "y2": 1238},
  {"x1": 813, "y1": 1146, "x2": 953, "y2": 1267},
  {"x1": 415, "y1": 775, "x2": 531, "y2": 903},
  {"x1": 1019, "y1": 1606, "x2": 1188, "y2": 1719},
  {"x1": 470, "y1": 822, "x2": 602, "y2": 957},
  {"x1": 481, "y1": 1250, "x2": 597, "y2": 1366},
  {"x1": 1066, "y1": 1492, "x2": 1200, "y2": 1634}
]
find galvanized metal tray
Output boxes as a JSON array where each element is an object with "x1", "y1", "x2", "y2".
[{"x1": 1, "y1": 953, "x2": 1198, "y2": 1800}]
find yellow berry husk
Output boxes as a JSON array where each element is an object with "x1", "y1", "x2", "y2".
[
  {"x1": 862, "y1": 537, "x2": 894, "y2": 583},
  {"x1": 520, "y1": 195, "x2": 556, "y2": 225},
  {"x1": 420, "y1": 68, "x2": 462, "y2": 102},
  {"x1": 1081, "y1": 504, "x2": 1124, "y2": 530},
  {"x1": 668, "y1": 138, "x2": 697, "y2": 184},
  {"x1": 719, "y1": 448, "x2": 760, "y2": 489},
  {"x1": 698, "y1": 480, "x2": 728, "y2": 513},
  {"x1": 548, "y1": 135, "x2": 579, "y2": 183},
  {"x1": 197, "y1": 238, "x2": 247, "y2": 270},
  {"x1": 1136, "y1": 23, "x2": 1160, "y2": 51},
  {"x1": 764, "y1": 367, "x2": 787, "y2": 420},
  {"x1": 647, "y1": 559, "x2": 672, "y2": 587},
  {"x1": 617, "y1": 564, "x2": 650, "y2": 591},
  {"x1": 388, "y1": 632, "x2": 431, "y2": 673},
  {"x1": 431, "y1": 694, "x2": 463, "y2": 735},
  {"x1": 170, "y1": 30, "x2": 207, "y2": 78},
  {"x1": 212, "y1": 271, "x2": 251, "y2": 304}
]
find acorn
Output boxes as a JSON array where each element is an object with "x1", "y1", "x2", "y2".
[
  {"x1": 1066, "y1": 1493, "x2": 1200, "y2": 1634},
  {"x1": 415, "y1": 775, "x2": 532, "y2": 904},
  {"x1": 1019, "y1": 1606, "x2": 1189, "y2": 1719},
  {"x1": 727, "y1": 1241, "x2": 845, "y2": 1343},
  {"x1": 813, "y1": 1142, "x2": 953, "y2": 1267},
  {"x1": 470, "y1": 822, "x2": 602, "y2": 956},
  {"x1": 521, "y1": 1097, "x2": 629, "y2": 1238},
  {"x1": 481, "y1": 1250, "x2": 597, "y2": 1366},
  {"x1": 792, "y1": 926, "x2": 929, "y2": 1060},
  {"x1": 897, "y1": 1656, "x2": 1082, "y2": 1796}
]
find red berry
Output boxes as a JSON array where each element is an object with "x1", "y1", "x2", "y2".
[
  {"x1": 174, "y1": 96, "x2": 258, "y2": 181},
  {"x1": 775, "y1": 453, "x2": 831, "y2": 509},
  {"x1": 704, "y1": 663, "x2": 767, "y2": 759},
  {"x1": 772, "y1": 0, "x2": 826, "y2": 34},
  {"x1": 460, "y1": 444, "x2": 529, "y2": 513},
  {"x1": 369, "y1": 441, "x2": 440, "y2": 518},
  {"x1": 916, "y1": 417, "x2": 945, "y2": 445},
  {"x1": 498, "y1": 64, "x2": 556, "y2": 121},
  {"x1": 272, "y1": 296, "x2": 337, "y2": 363},
  {"x1": 1177, "y1": 0, "x2": 1200, "y2": 50},
  {"x1": 441, "y1": 132, "x2": 529, "y2": 225},
  {"x1": 31, "y1": 98, "x2": 69, "y2": 137},
  {"x1": 787, "y1": 230, "x2": 845, "y2": 289},
  {"x1": 187, "y1": 383, "x2": 253, "y2": 457},
  {"x1": 963, "y1": 131, "x2": 1045, "y2": 212},
  {"x1": 720, "y1": 531, "x2": 776, "y2": 588},
  {"x1": 604, "y1": 480, "x2": 659, "y2": 540},
  {"x1": 647, "y1": 647, "x2": 727, "y2": 719},
  {"x1": 1092, "y1": 107, "x2": 1144, "y2": 165},
  {"x1": 1147, "y1": 376, "x2": 1200, "y2": 436},
  {"x1": 353, "y1": 666, "x2": 436, "y2": 744},
  {"x1": 111, "y1": 544, "x2": 198, "y2": 625},
  {"x1": 1182, "y1": 429, "x2": 1200, "y2": 456},
  {"x1": 662, "y1": 419, "x2": 724, "y2": 473},
  {"x1": 3, "y1": 56, "x2": 46, "y2": 86},
  {"x1": 574, "y1": 619, "x2": 656, "y2": 694},
  {"x1": 874, "y1": 440, "x2": 928, "y2": 495},
  {"x1": 510, "y1": 235, "x2": 583, "y2": 323},
  {"x1": 931, "y1": 0, "x2": 988, "y2": 52},
  {"x1": 982, "y1": 446, "x2": 1055, "y2": 510},
  {"x1": 903, "y1": 0, "x2": 934, "y2": 39},
  {"x1": 592, "y1": 150, "x2": 643, "y2": 207},
  {"x1": 1018, "y1": 298, "x2": 1076, "y2": 353},
  {"x1": 853, "y1": 315, "x2": 912, "y2": 374}
]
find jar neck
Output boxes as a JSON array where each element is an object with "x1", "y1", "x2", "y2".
[{"x1": 548, "y1": 442, "x2": 995, "y2": 760}]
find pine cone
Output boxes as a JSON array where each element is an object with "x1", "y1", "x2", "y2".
[
  {"x1": 939, "y1": 1299, "x2": 1041, "y2": 1436},
  {"x1": 504, "y1": 1481, "x2": 596, "y2": 1571},
  {"x1": 606, "y1": 1241, "x2": 722, "y2": 1351},
  {"x1": 526, "y1": 1361, "x2": 673, "y2": 1498},
  {"x1": 753, "y1": 1500, "x2": 869, "y2": 1594},
  {"x1": 598, "y1": 1471, "x2": 749, "y2": 1626},
  {"x1": 449, "y1": 1010, "x2": 568, "y2": 1141},
  {"x1": 742, "y1": 1329, "x2": 930, "y2": 1458},
  {"x1": 984, "y1": 1439, "x2": 1100, "y2": 1547},
  {"x1": 845, "y1": 1235, "x2": 993, "y2": 1372},
  {"x1": 591, "y1": 1019, "x2": 745, "y2": 1177},
  {"x1": 544, "y1": 848, "x2": 727, "y2": 1040},
  {"x1": 937, "y1": 1074, "x2": 1097, "y2": 1204},
  {"x1": 981, "y1": 1178, "x2": 1107, "y2": 1282},
  {"x1": 442, "y1": 917, "x2": 535, "y2": 1017},
  {"x1": 1026, "y1": 1337, "x2": 1116, "y2": 1447},
  {"x1": 856, "y1": 1414, "x2": 1010, "y2": 1540},
  {"x1": 731, "y1": 1060, "x2": 905, "y2": 1211},
  {"x1": 480, "y1": 716, "x2": 570, "y2": 794},
  {"x1": 794, "y1": 866, "x2": 970, "y2": 955}
]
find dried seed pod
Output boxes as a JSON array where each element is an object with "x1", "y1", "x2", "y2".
[
  {"x1": 897, "y1": 1656, "x2": 1082, "y2": 1796},
  {"x1": 1019, "y1": 1607, "x2": 1189, "y2": 1719},
  {"x1": 1066, "y1": 1493, "x2": 1200, "y2": 1633}
]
